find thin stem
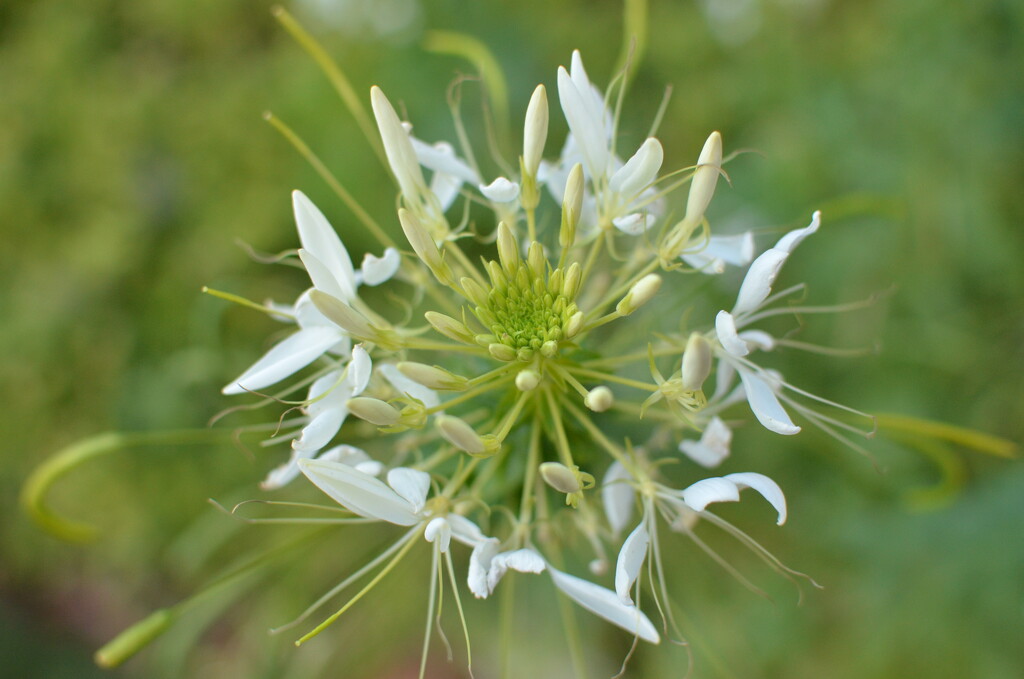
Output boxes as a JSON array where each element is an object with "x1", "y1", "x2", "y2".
[
  {"x1": 424, "y1": 375, "x2": 515, "y2": 416},
  {"x1": 565, "y1": 366, "x2": 659, "y2": 392}
]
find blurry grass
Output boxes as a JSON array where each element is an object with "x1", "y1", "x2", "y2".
[{"x1": 2, "y1": 0, "x2": 1021, "y2": 677}]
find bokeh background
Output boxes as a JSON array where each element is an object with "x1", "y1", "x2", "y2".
[{"x1": 2, "y1": 0, "x2": 1021, "y2": 677}]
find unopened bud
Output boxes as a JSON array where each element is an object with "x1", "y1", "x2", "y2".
[
  {"x1": 496, "y1": 222, "x2": 520, "y2": 275},
  {"x1": 347, "y1": 397, "x2": 401, "y2": 426},
  {"x1": 584, "y1": 386, "x2": 614, "y2": 412},
  {"x1": 488, "y1": 343, "x2": 517, "y2": 362},
  {"x1": 561, "y1": 262, "x2": 582, "y2": 300},
  {"x1": 540, "y1": 340, "x2": 559, "y2": 358},
  {"x1": 397, "y1": 362, "x2": 468, "y2": 391},
  {"x1": 371, "y1": 86, "x2": 427, "y2": 205},
  {"x1": 437, "y1": 415, "x2": 498, "y2": 456},
  {"x1": 564, "y1": 311, "x2": 584, "y2": 339},
  {"x1": 425, "y1": 311, "x2": 475, "y2": 344},
  {"x1": 680, "y1": 332, "x2": 713, "y2": 392},
  {"x1": 516, "y1": 369, "x2": 541, "y2": 391},
  {"x1": 684, "y1": 131, "x2": 722, "y2": 225},
  {"x1": 523, "y1": 84, "x2": 548, "y2": 178},
  {"x1": 310, "y1": 290, "x2": 376, "y2": 339},
  {"x1": 460, "y1": 277, "x2": 490, "y2": 308},
  {"x1": 399, "y1": 208, "x2": 454, "y2": 285},
  {"x1": 527, "y1": 241, "x2": 546, "y2": 277},
  {"x1": 560, "y1": 163, "x2": 584, "y2": 249},
  {"x1": 539, "y1": 462, "x2": 582, "y2": 495},
  {"x1": 616, "y1": 273, "x2": 662, "y2": 316}
]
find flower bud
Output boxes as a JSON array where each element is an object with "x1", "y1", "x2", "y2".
[
  {"x1": 523, "y1": 84, "x2": 548, "y2": 178},
  {"x1": 437, "y1": 415, "x2": 496, "y2": 456},
  {"x1": 397, "y1": 362, "x2": 468, "y2": 391},
  {"x1": 425, "y1": 311, "x2": 476, "y2": 344},
  {"x1": 609, "y1": 137, "x2": 664, "y2": 198},
  {"x1": 488, "y1": 343, "x2": 518, "y2": 362},
  {"x1": 496, "y1": 222, "x2": 520, "y2": 276},
  {"x1": 527, "y1": 241, "x2": 546, "y2": 277},
  {"x1": 310, "y1": 290, "x2": 376, "y2": 339},
  {"x1": 561, "y1": 262, "x2": 582, "y2": 300},
  {"x1": 560, "y1": 163, "x2": 584, "y2": 249},
  {"x1": 398, "y1": 208, "x2": 454, "y2": 285},
  {"x1": 680, "y1": 332, "x2": 713, "y2": 392},
  {"x1": 539, "y1": 462, "x2": 582, "y2": 495},
  {"x1": 346, "y1": 397, "x2": 402, "y2": 426},
  {"x1": 516, "y1": 369, "x2": 541, "y2": 391},
  {"x1": 564, "y1": 310, "x2": 584, "y2": 339},
  {"x1": 684, "y1": 131, "x2": 722, "y2": 225},
  {"x1": 584, "y1": 386, "x2": 614, "y2": 412},
  {"x1": 616, "y1": 273, "x2": 662, "y2": 316},
  {"x1": 371, "y1": 86, "x2": 427, "y2": 205},
  {"x1": 460, "y1": 277, "x2": 490, "y2": 308}
]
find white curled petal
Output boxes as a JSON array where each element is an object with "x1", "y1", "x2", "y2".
[
  {"x1": 361, "y1": 248, "x2": 401, "y2": 286},
  {"x1": 705, "y1": 232, "x2": 756, "y2": 266},
  {"x1": 715, "y1": 310, "x2": 750, "y2": 357},
  {"x1": 681, "y1": 252, "x2": 726, "y2": 274},
  {"x1": 292, "y1": 406, "x2": 348, "y2": 453},
  {"x1": 378, "y1": 363, "x2": 440, "y2": 408},
  {"x1": 678, "y1": 416, "x2": 732, "y2": 468},
  {"x1": 557, "y1": 66, "x2": 608, "y2": 179},
  {"x1": 299, "y1": 458, "x2": 418, "y2": 525},
  {"x1": 609, "y1": 138, "x2": 663, "y2": 198},
  {"x1": 479, "y1": 177, "x2": 520, "y2": 203},
  {"x1": 774, "y1": 211, "x2": 821, "y2": 253},
  {"x1": 680, "y1": 477, "x2": 741, "y2": 513},
  {"x1": 489, "y1": 549, "x2": 547, "y2": 593},
  {"x1": 732, "y1": 248, "x2": 789, "y2": 315},
  {"x1": 348, "y1": 345, "x2": 372, "y2": 395},
  {"x1": 738, "y1": 369, "x2": 801, "y2": 435},
  {"x1": 386, "y1": 467, "x2": 431, "y2": 513},
  {"x1": 447, "y1": 514, "x2": 488, "y2": 547},
  {"x1": 725, "y1": 472, "x2": 787, "y2": 525},
  {"x1": 612, "y1": 213, "x2": 657, "y2": 235},
  {"x1": 424, "y1": 517, "x2": 452, "y2": 553},
  {"x1": 260, "y1": 448, "x2": 315, "y2": 490},
  {"x1": 548, "y1": 566, "x2": 660, "y2": 644},
  {"x1": 468, "y1": 539, "x2": 500, "y2": 598},
  {"x1": 292, "y1": 191, "x2": 356, "y2": 300},
  {"x1": 221, "y1": 327, "x2": 341, "y2": 395},
  {"x1": 602, "y1": 461, "x2": 635, "y2": 534},
  {"x1": 615, "y1": 522, "x2": 650, "y2": 605},
  {"x1": 410, "y1": 138, "x2": 478, "y2": 184},
  {"x1": 299, "y1": 249, "x2": 349, "y2": 303}
]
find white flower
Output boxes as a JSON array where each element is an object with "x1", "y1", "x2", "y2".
[
  {"x1": 710, "y1": 211, "x2": 822, "y2": 435},
  {"x1": 678, "y1": 415, "x2": 733, "y2": 468},
  {"x1": 547, "y1": 564, "x2": 660, "y2": 643},
  {"x1": 222, "y1": 191, "x2": 398, "y2": 396}
]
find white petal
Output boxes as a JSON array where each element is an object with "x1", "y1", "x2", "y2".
[
  {"x1": 615, "y1": 522, "x2": 650, "y2": 605},
  {"x1": 738, "y1": 369, "x2": 801, "y2": 435},
  {"x1": 548, "y1": 566, "x2": 660, "y2": 644},
  {"x1": 705, "y1": 232, "x2": 756, "y2": 266},
  {"x1": 724, "y1": 472, "x2": 787, "y2": 525},
  {"x1": 299, "y1": 248, "x2": 350, "y2": 303},
  {"x1": 681, "y1": 252, "x2": 727, "y2": 274},
  {"x1": 612, "y1": 213, "x2": 657, "y2": 235},
  {"x1": 424, "y1": 517, "x2": 452, "y2": 552},
  {"x1": 360, "y1": 248, "x2": 401, "y2": 286},
  {"x1": 601, "y1": 461, "x2": 635, "y2": 535},
  {"x1": 680, "y1": 477, "x2": 740, "y2": 512},
  {"x1": 488, "y1": 549, "x2": 547, "y2": 593},
  {"x1": 292, "y1": 406, "x2": 348, "y2": 453},
  {"x1": 348, "y1": 345, "x2": 372, "y2": 395},
  {"x1": 386, "y1": 467, "x2": 431, "y2": 513},
  {"x1": 378, "y1": 363, "x2": 440, "y2": 408},
  {"x1": 479, "y1": 177, "x2": 520, "y2": 203},
  {"x1": 299, "y1": 458, "x2": 418, "y2": 525},
  {"x1": 371, "y1": 87, "x2": 428, "y2": 203},
  {"x1": 319, "y1": 444, "x2": 371, "y2": 466},
  {"x1": 678, "y1": 416, "x2": 732, "y2": 468},
  {"x1": 738, "y1": 330, "x2": 775, "y2": 352},
  {"x1": 569, "y1": 51, "x2": 606, "y2": 124},
  {"x1": 410, "y1": 138, "x2": 478, "y2": 184},
  {"x1": 774, "y1": 211, "x2": 820, "y2": 253},
  {"x1": 222, "y1": 327, "x2": 341, "y2": 395},
  {"x1": 732, "y1": 248, "x2": 789, "y2": 315},
  {"x1": 715, "y1": 310, "x2": 750, "y2": 357},
  {"x1": 557, "y1": 66, "x2": 608, "y2": 180},
  {"x1": 609, "y1": 138, "x2": 663, "y2": 198},
  {"x1": 430, "y1": 170, "x2": 463, "y2": 211},
  {"x1": 447, "y1": 514, "x2": 488, "y2": 547},
  {"x1": 260, "y1": 448, "x2": 314, "y2": 490},
  {"x1": 354, "y1": 460, "x2": 384, "y2": 476},
  {"x1": 468, "y1": 539, "x2": 500, "y2": 598},
  {"x1": 292, "y1": 191, "x2": 356, "y2": 301}
]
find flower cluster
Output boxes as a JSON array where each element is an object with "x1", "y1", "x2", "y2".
[{"x1": 215, "y1": 49, "x2": 869, "y2": 673}]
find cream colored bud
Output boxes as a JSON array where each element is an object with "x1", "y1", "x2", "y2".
[
  {"x1": 425, "y1": 311, "x2": 475, "y2": 344},
  {"x1": 310, "y1": 290, "x2": 376, "y2": 339},
  {"x1": 496, "y1": 222, "x2": 520, "y2": 275},
  {"x1": 564, "y1": 310, "x2": 584, "y2": 339},
  {"x1": 561, "y1": 262, "x2": 582, "y2": 300},
  {"x1": 540, "y1": 340, "x2": 559, "y2": 358},
  {"x1": 527, "y1": 241, "x2": 546, "y2": 277},
  {"x1": 488, "y1": 343, "x2": 517, "y2": 362},
  {"x1": 680, "y1": 332, "x2": 713, "y2": 392},
  {"x1": 347, "y1": 397, "x2": 402, "y2": 426},
  {"x1": 398, "y1": 208, "x2": 453, "y2": 285},
  {"x1": 560, "y1": 163, "x2": 584, "y2": 249},
  {"x1": 437, "y1": 415, "x2": 486, "y2": 455},
  {"x1": 516, "y1": 369, "x2": 541, "y2": 391},
  {"x1": 616, "y1": 273, "x2": 662, "y2": 316},
  {"x1": 460, "y1": 277, "x2": 489, "y2": 308},
  {"x1": 539, "y1": 462, "x2": 582, "y2": 495},
  {"x1": 684, "y1": 131, "x2": 722, "y2": 224},
  {"x1": 584, "y1": 386, "x2": 614, "y2": 412},
  {"x1": 397, "y1": 362, "x2": 467, "y2": 390},
  {"x1": 523, "y1": 84, "x2": 548, "y2": 177},
  {"x1": 370, "y1": 86, "x2": 427, "y2": 204}
]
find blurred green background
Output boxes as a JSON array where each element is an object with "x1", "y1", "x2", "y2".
[{"x1": 2, "y1": 0, "x2": 1021, "y2": 677}]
